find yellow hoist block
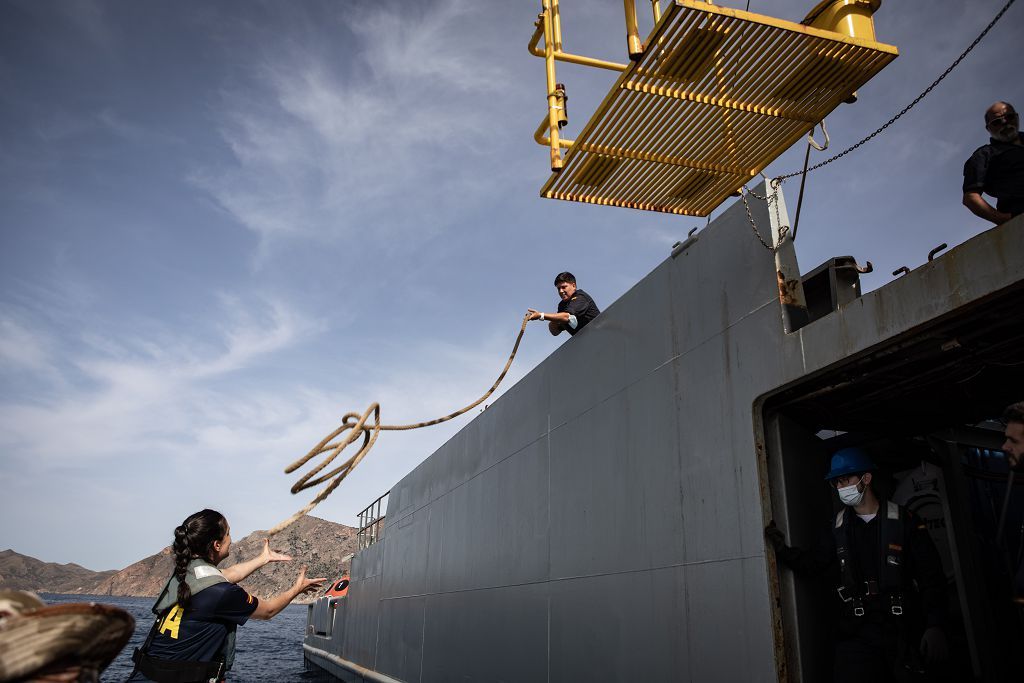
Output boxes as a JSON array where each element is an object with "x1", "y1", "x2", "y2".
[{"x1": 541, "y1": 1, "x2": 898, "y2": 216}]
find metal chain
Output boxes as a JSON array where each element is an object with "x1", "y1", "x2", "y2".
[
  {"x1": 741, "y1": 191, "x2": 775, "y2": 251},
  {"x1": 746, "y1": 181, "x2": 772, "y2": 202},
  {"x1": 741, "y1": 181, "x2": 790, "y2": 252},
  {"x1": 773, "y1": 0, "x2": 1017, "y2": 182}
]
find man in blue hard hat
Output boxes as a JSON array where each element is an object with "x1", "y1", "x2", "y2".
[{"x1": 765, "y1": 447, "x2": 949, "y2": 682}]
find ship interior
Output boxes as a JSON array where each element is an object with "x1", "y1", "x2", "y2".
[{"x1": 762, "y1": 278, "x2": 1024, "y2": 682}]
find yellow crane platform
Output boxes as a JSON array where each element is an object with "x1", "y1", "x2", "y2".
[{"x1": 534, "y1": 1, "x2": 898, "y2": 216}]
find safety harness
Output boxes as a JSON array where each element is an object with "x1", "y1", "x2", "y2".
[
  {"x1": 130, "y1": 560, "x2": 236, "y2": 682},
  {"x1": 834, "y1": 500, "x2": 906, "y2": 618}
]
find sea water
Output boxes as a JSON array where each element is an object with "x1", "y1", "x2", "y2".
[{"x1": 40, "y1": 594, "x2": 322, "y2": 682}]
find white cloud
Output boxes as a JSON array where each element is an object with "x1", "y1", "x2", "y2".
[
  {"x1": 354, "y1": 0, "x2": 502, "y2": 95},
  {"x1": 194, "y1": 295, "x2": 320, "y2": 378},
  {"x1": 0, "y1": 295, "x2": 320, "y2": 467},
  {"x1": 96, "y1": 108, "x2": 183, "y2": 148},
  {"x1": 0, "y1": 274, "x2": 540, "y2": 510},
  {"x1": 0, "y1": 315, "x2": 55, "y2": 375},
  {"x1": 0, "y1": 293, "x2": 545, "y2": 568},
  {"x1": 195, "y1": 0, "x2": 514, "y2": 257}
]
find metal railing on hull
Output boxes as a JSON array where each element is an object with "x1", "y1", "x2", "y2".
[{"x1": 356, "y1": 490, "x2": 389, "y2": 550}]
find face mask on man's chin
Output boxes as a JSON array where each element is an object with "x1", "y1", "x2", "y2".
[{"x1": 837, "y1": 482, "x2": 865, "y2": 507}]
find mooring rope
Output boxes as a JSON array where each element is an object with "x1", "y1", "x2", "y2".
[{"x1": 268, "y1": 314, "x2": 531, "y2": 535}]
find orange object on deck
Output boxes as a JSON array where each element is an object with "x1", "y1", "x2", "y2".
[{"x1": 325, "y1": 576, "x2": 350, "y2": 598}]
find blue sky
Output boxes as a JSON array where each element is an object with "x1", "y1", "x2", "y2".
[{"x1": 0, "y1": 0, "x2": 1018, "y2": 571}]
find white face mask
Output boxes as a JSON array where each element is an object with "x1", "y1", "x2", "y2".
[{"x1": 837, "y1": 482, "x2": 865, "y2": 507}]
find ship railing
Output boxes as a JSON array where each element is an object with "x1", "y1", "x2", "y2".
[{"x1": 356, "y1": 490, "x2": 389, "y2": 550}]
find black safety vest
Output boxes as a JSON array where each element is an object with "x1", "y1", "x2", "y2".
[{"x1": 832, "y1": 500, "x2": 906, "y2": 617}]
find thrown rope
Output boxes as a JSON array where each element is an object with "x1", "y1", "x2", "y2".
[{"x1": 268, "y1": 314, "x2": 531, "y2": 535}]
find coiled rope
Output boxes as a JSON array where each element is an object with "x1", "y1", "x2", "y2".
[{"x1": 268, "y1": 314, "x2": 531, "y2": 535}]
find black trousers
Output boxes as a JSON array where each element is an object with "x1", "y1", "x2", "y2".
[{"x1": 833, "y1": 619, "x2": 927, "y2": 683}]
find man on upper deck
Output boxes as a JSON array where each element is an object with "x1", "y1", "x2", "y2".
[
  {"x1": 962, "y1": 101, "x2": 1024, "y2": 225},
  {"x1": 527, "y1": 271, "x2": 600, "y2": 337}
]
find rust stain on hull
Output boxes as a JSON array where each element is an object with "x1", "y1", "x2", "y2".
[{"x1": 777, "y1": 270, "x2": 802, "y2": 307}]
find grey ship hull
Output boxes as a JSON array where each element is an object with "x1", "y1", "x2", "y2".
[{"x1": 304, "y1": 191, "x2": 1024, "y2": 682}]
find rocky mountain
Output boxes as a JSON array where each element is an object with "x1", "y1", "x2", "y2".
[
  {"x1": 2, "y1": 516, "x2": 358, "y2": 604},
  {"x1": 0, "y1": 549, "x2": 117, "y2": 593},
  {"x1": 89, "y1": 546, "x2": 175, "y2": 598},
  {"x1": 228, "y1": 515, "x2": 359, "y2": 603}
]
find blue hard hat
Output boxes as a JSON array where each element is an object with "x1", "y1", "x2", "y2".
[{"x1": 824, "y1": 447, "x2": 876, "y2": 481}]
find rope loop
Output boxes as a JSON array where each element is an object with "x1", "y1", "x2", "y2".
[
  {"x1": 287, "y1": 404, "x2": 381, "y2": 494},
  {"x1": 267, "y1": 315, "x2": 531, "y2": 536}
]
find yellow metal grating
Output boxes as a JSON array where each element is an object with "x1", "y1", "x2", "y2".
[{"x1": 540, "y1": 0, "x2": 898, "y2": 216}]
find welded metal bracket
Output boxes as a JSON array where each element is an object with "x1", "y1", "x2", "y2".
[{"x1": 767, "y1": 183, "x2": 810, "y2": 332}]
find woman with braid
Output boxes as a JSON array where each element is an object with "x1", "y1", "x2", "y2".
[{"x1": 127, "y1": 509, "x2": 325, "y2": 682}]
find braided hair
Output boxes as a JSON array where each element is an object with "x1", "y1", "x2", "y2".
[{"x1": 172, "y1": 509, "x2": 228, "y2": 609}]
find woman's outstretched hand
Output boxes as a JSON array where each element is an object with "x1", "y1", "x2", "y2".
[
  {"x1": 260, "y1": 538, "x2": 292, "y2": 564},
  {"x1": 252, "y1": 565, "x2": 329, "y2": 619},
  {"x1": 294, "y1": 566, "x2": 328, "y2": 596},
  {"x1": 222, "y1": 538, "x2": 292, "y2": 584}
]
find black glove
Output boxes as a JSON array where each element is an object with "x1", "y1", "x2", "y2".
[
  {"x1": 764, "y1": 520, "x2": 786, "y2": 550},
  {"x1": 920, "y1": 626, "x2": 948, "y2": 665}
]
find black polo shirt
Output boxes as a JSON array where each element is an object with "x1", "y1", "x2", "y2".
[
  {"x1": 963, "y1": 133, "x2": 1024, "y2": 216},
  {"x1": 556, "y1": 288, "x2": 600, "y2": 336}
]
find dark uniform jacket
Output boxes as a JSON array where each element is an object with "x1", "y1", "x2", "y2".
[
  {"x1": 963, "y1": 133, "x2": 1024, "y2": 216},
  {"x1": 776, "y1": 503, "x2": 946, "y2": 636},
  {"x1": 556, "y1": 289, "x2": 600, "y2": 336}
]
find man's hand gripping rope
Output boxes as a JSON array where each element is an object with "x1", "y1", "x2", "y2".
[{"x1": 268, "y1": 314, "x2": 532, "y2": 536}]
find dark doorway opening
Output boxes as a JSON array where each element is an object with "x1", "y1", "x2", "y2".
[{"x1": 762, "y1": 283, "x2": 1024, "y2": 682}]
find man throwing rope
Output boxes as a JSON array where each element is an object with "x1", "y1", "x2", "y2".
[
  {"x1": 962, "y1": 101, "x2": 1024, "y2": 225},
  {"x1": 527, "y1": 271, "x2": 600, "y2": 337}
]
